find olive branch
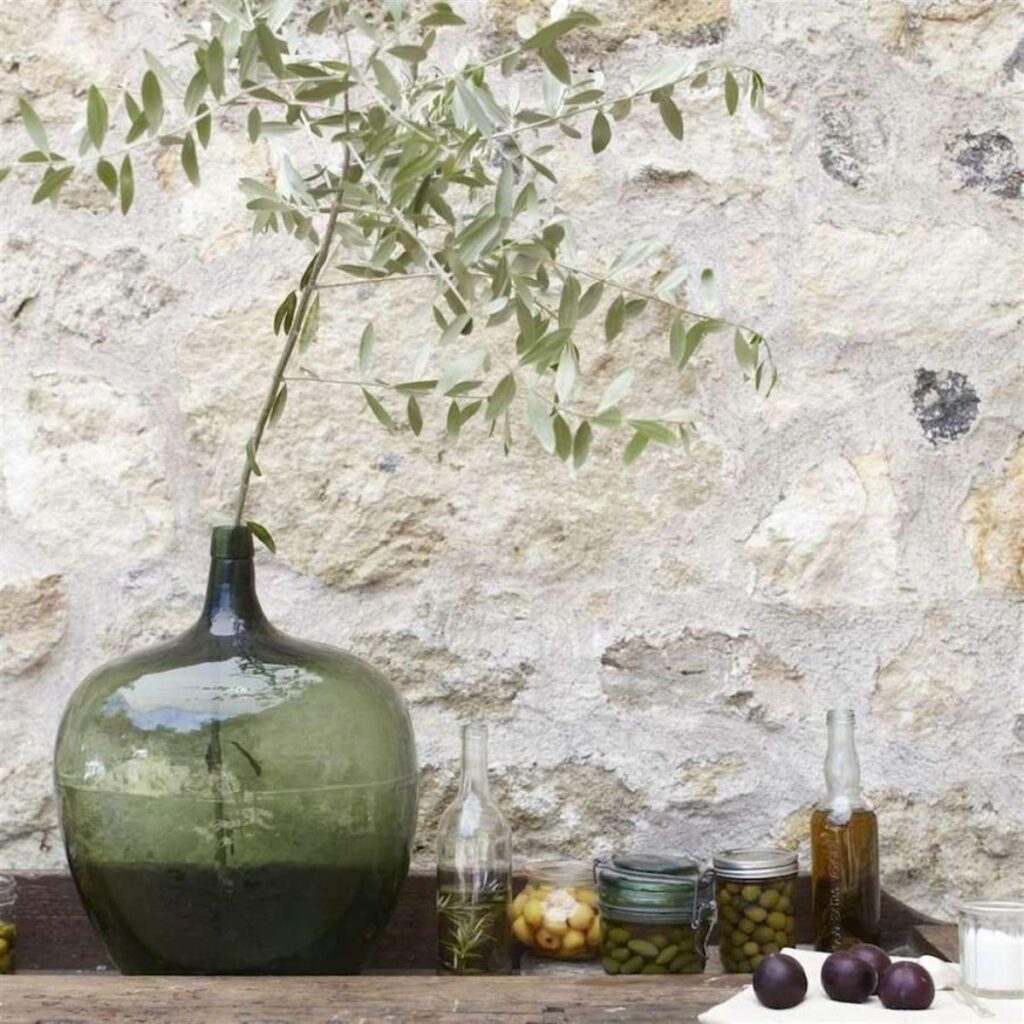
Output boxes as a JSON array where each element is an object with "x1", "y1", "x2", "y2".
[{"x1": 3, "y1": 0, "x2": 775, "y2": 550}]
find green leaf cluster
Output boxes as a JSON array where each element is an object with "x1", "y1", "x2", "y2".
[{"x1": 3, "y1": 1, "x2": 777, "y2": 543}]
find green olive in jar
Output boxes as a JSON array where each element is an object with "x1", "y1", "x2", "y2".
[
  {"x1": 600, "y1": 916, "x2": 708, "y2": 976},
  {"x1": 715, "y1": 868, "x2": 797, "y2": 972},
  {"x1": 0, "y1": 922, "x2": 14, "y2": 975}
]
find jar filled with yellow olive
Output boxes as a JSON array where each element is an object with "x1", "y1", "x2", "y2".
[
  {"x1": 712, "y1": 848, "x2": 798, "y2": 973},
  {"x1": 510, "y1": 861, "x2": 601, "y2": 960},
  {"x1": 595, "y1": 854, "x2": 716, "y2": 976},
  {"x1": 0, "y1": 875, "x2": 16, "y2": 974}
]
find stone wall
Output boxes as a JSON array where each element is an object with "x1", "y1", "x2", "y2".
[{"x1": 1, "y1": 0, "x2": 1022, "y2": 919}]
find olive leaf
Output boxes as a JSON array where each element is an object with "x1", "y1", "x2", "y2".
[
  {"x1": 247, "y1": 519, "x2": 277, "y2": 554},
  {"x1": 181, "y1": 133, "x2": 200, "y2": 185},
  {"x1": 86, "y1": 87, "x2": 108, "y2": 149},
  {"x1": 363, "y1": 388, "x2": 396, "y2": 431},
  {"x1": 4, "y1": 4, "x2": 776, "y2": 527},
  {"x1": 18, "y1": 98, "x2": 48, "y2": 152},
  {"x1": 119, "y1": 154, "x2": 134, "y2": 214},
  {"x1": 724, "y1": 71, "x2": 739, "y2": 116},
  {"x1": 141, "y1": 71, "x2": 163, "y2": 135}
]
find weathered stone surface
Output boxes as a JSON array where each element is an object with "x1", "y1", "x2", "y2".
[
  {"x1": 948, "y1": 130, "x2": 1023, "y2": 199},
  {"x1": 872, "y1": 616, "x2": 978, "y2": 733},
  {"x1": 816, "y1": 97, "x2": 890, "y2": 189},
  {"x1": 2, "y1": 373, "x2": 174, "y2": 561},
  {"x1": 1, "y1": 0, "x2": 1022, "y2": 915},
  {"x1": 794, "y1": 221, "x2": 1024, "y2": 344},
  {"x1": 0, "y1": 574, "x2": 67, "y2": 677},
  {"x1": 873, "y1": 786, "x2": 1024, "y2": 920},
  {"x1": 745, "y1": 453, "x2": 903, "y2": 608},
  {"x1": 878, "y1": 0, "x2": 1024, "y2": 91},
  {"x1": 350, "y1": 629, "x2": 533, "y2": 717},
  {"x1": 600, "y1": 629, "x2": 804, "y2": 728},
  {"x1": 959, "y1": 440, "x2": 1024, "y2": 592},
  {"x1": 484, "y1": 0, "x2": 730, "y2": 48}
]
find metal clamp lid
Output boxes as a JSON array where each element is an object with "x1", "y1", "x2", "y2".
[{"x1": 594, "y1": 853, "x2": 715, "y2": 921}]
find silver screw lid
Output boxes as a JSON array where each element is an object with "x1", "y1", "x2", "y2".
[{"x1": 712, "y1": 847, "x2": 798, "y2": 881}]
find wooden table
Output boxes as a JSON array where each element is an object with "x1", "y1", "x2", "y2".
[
  {"x1": 2, "y1": 972, "x2": 750, "y2": 1023},
  {"x1": 0, "y1": 871, "x2": 955, "y2": 1024}
]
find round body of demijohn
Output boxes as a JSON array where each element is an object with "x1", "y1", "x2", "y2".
[{"x1": 54, "y1": 526, "x2": 418, "y2": 974}]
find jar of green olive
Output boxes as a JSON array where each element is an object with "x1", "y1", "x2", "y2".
[
  {"x1": 712, "y1": 848, "x2": 798, "y2": 972},
  {"x1": 594, "y1": 854, "x2": 716, "y2": 976},
  {"x1": 0, "y1": 875, "x2": 16, "y2": 974}
]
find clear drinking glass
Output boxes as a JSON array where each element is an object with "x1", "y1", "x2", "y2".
[
  {"x1": 959, "y1": 899, "x2": 1024, "y2": 998},
  {"x1": 435, "y1": 722, "x2": 512, "y2": 975}
]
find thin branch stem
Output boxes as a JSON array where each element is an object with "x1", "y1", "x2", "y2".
[
  {"x1": 31, "y1": 74, "x2": 345, "y2": 172},
  {"x1": 552, "y1": 259, "x2": 776, "y2": 370},
  {"x1": 316, "y1": 271, "x2": 440, "y2": 289},
  {"x1": 491, "y1": 65, "x2": 752, "y2": 142},
  {"x1": 231, "y1": 194, "x2": 342, "y2": 525},
  {"x1": 344, "y1": 144, "x2": 473, "y2": 311}
]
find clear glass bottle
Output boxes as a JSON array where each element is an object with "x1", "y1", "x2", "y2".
[
  {"x1": 811, "y1": 708, "x2": 880, "y2": 950},
  {"x1": 436, "y1": 722, "x2": 512, "y2": 975}
]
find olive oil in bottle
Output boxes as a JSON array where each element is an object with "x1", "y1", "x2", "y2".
[
  {"x1": 435, "y1": 722, "x2": 512, "y2": 975},
  {"x1": 811, "y1": 709, "x2": 881, "y2": 950}
]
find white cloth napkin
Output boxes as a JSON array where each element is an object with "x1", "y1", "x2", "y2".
[{"x1": 698, "y1": 948, "x2": 1024, "y2": 1023}]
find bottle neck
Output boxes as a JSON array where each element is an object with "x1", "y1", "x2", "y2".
[
  {"x1": 459, "y1": 724, "x2": 490, "y2": 799},
  {"x1": 199, "y1": 527, "x2": 265, "y2": 634},
  {"x1": 824, "y1": 709, "x2": 862, "y2": 803}
]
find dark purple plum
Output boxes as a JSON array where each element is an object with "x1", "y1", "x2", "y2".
[
  {"x1": 821, "y1": 950, "x2": 877, "y2": 1003},
  {"x1": 752, "y1": 953, "x2": 808, "y2": 1010},
  {"x1": 878, "y1": 962, "x2": 935, "y2": 1010},
  {"x1": 848, "y1": 944, "x2": 892, "y2": 994}
]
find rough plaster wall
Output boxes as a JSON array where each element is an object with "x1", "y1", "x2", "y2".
[{"x1": 1, "y1": 0, "x2": 1022, "y2": 919}]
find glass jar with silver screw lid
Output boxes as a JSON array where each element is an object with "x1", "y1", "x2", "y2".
[{"x1": 713, "y1": 848, "x2": 798, "y2": 973}]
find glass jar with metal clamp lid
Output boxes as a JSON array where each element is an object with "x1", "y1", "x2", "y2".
[{"x1": 594, "y1": 853, "x2": 716, "y2": 975}]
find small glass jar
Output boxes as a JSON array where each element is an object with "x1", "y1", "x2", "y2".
[
  {"x1": 510, "y1": 861, "x2": 601, "y2": 961},
  {"x1": 595, "y1": 853, "x2": 716, "y2": 975},
  {"x1": 713, "y1": 848, "x2": 798, "y2": 972},
  {"x1": 959, "y1": 899, "x2": 1024, "y2": 998},
  {"x1": 0, "y1": 875, "x2": 16, "y2": 974}
]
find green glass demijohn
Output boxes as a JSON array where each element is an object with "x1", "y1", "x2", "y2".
[{"x1": 54, "y1": 525, "x2": 418, "y2": 974}]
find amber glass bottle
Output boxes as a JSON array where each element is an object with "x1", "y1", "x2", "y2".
[{"x1": 811, "y1": 709, "x2": 880, "y2": 950}]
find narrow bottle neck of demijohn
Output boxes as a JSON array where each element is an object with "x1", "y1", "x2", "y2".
[
  {"x1": 200, "y1": 526, "x2": 265, "y2": 632},
  {"x1": 823, "y1": 708, "x2": 863, "y2": 807},
  {"x1": 459, "y1": 723, "x2": 490, "y2": 799}
]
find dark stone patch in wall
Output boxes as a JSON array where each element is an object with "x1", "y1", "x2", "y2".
[
  {"x1": 911, "y1": 369, "x2": 979, "y2": 444},
  {"x1": 1004, "y1": 38, "x2": 1024, "y2": 80},
  {"x1": 819, "y1": 105, "x2": 863, "y2": 187},
  {"x1": 1014, "y1": 714, "x2": 1024, "y2": 744},
  {"x1": 948, "y1": 131, "x2": 1023, "y2": 199},
  {"x1": 816, "y1": 97, "x2": 889, "y2": 188},
  {"x1": 674, "y1": 17, "x2": 728, "y2": 48}
]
